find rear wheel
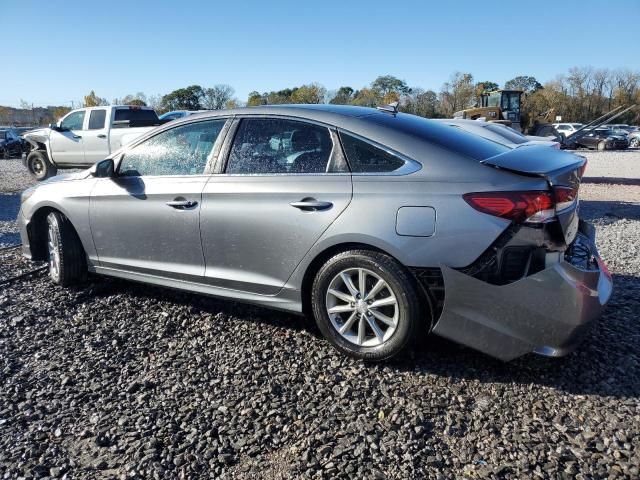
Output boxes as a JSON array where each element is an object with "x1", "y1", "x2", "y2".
[
  {"x1": 47, "y1": 212, "x2": 87, "y2": 286},
  {"x1": 311, "y1": 250, "x2": 422, "y2": 361},
  {"x1": 27, "y1": 150, "x2": 57, "y2": 180}
]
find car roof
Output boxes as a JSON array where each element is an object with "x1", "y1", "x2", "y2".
[{"x1": 139, "y1": 104, "x2": 512, "y2": 162}]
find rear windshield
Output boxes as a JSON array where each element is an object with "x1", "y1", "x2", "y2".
[
  {"x1": 367, "y1": 113, "x2": 510, "y2": 160},
  {"x1": 113, "y1": 108, "x2": 160, "y2": 127},
  {"x1": 483, "y1": 123, "x2": 528, "y2": 144}
]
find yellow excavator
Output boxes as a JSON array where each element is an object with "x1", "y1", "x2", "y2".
[
  {"x1": 454, "y1": 90, "x2": 525, "y2": 131},
  {"x1": 453, "y1": 89, "x2": 637, "y2": 145}
]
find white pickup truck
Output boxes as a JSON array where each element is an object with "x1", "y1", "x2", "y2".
[{"x1": 22, "y1": 105, "x2": 163, "y2": 180}]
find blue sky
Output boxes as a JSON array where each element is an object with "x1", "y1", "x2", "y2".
[{"x1": 2, "y1": 0, "x2": 639, "y2": 107}]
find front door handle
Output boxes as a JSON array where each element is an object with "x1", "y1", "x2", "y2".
[
  {"x1": 73, "y1": 134, "x2": 82, "y2": 139},
  {"x1": 97, "y1": 134, "x2": 107, "y2": 139},
  {"x1": 166, "y1": 199, "x2": 198, "y2": 209},
  {"x1": 290, "y1": 198, "x2": 333, "y2": 212}
]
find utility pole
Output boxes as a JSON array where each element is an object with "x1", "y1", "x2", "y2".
[
  {"x1": 32, "y1": 103, "x2": 35, "y2": 126},
  {"x1": 70, "y1": 100, "x2": 74, "y2": 109}
]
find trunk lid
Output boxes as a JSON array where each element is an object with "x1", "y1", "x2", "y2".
[{"x1": 481, "y1": 146, "x2": 585, "y2": 244}]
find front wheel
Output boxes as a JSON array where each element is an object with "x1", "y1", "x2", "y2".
[
  {"x1": 597, "y1": 141, "x2": 607, "y2": 151},
  {"x1": 311, "y1": 250, "x2": 423, "y2": 361},
  {"x1": 47, "y1": 212, "x2": 87, "y2": 286},
  {"x1": 630, "y1": 137, "x2": 639, "y2": 148},
  {"x1": 27, "y1": 150, "x2": 57, "y2": 180}
]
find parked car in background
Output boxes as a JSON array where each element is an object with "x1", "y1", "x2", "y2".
[
  {"x1": 552, "y1": 123, "x2": 584, "y2": 139},
  {"x1": 22, "y1": 106, "x2": 163, "y2": 180},
  {"x1": 607, "y1": 124, "x2": 638, "y2": 133},
  {"x1": 158, "y1": 110, "x2": 211, "y2": 122},
  {"x1": 628, "y1": 130, "x2": 640, "y2": 148},
  {"x1": 575, "y1": 127, "x2": 629, "y2": 150},
  {"x1": 437, "y1": 119, "x2": 560, "y2": 148},
  {"x1": 0, "y1": 128, "x2": 24, "y2": 159},
  {"x1": 18, "y1": 105, "x2": 611, "y2": 362}
]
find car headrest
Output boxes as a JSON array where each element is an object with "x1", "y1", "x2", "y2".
[{"x1": 291, "y1": 129, "x2": 319, "y2": 151}]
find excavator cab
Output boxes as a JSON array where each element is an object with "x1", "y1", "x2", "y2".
[
  {"x1": 480, "y1": 90, "x2": 522, "y2": 126},
  {"x1": 454, "y1": 89, "x2": 523, "y2": 131}
]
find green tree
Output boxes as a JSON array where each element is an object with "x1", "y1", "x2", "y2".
[
  {"x1": 161, "y1": 85, "x2": 204, "y2": 111},
  {"x1": 329, "y1": 86, "x2": 355, "y2": 104},
  {"x1": 351, "y1": 88, "x2": 380, "y2": 107},
  {"x1": 247, "y1": 91, "x2": 266, "y2": 106},
  {"x1": 475, "y1": 81, "x2": 499, "y2": 96},
  {"x1": 83, "y1": 90, "x2": 108, "y2": 107},
  {"x1": 267, "y1": 88, "x2": 296, "y2": 104},
  {"x1": 504, "y1": 76, "x2": 542, "y2": 93},
  {"x1": 290, "y1": 83, "x2": 326, "y2": 104},
  {"x1": 371, "y1": 75, "x2": 411, "y2": 96}
]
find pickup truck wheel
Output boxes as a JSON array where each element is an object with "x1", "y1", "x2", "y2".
[
  {"x1": 47, "y1": 212, "x2": 87, "y2": 286},
  {"x1": 27, "y1": 150, "x2": 57, "y2": 180}
]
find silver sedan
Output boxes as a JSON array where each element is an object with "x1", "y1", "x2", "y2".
[{"x1": 18, "y1": 105, "x2": 612, "y2": 361}]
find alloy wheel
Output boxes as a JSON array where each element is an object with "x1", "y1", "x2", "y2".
[
  {"x1": 48, "y1": 222, "x2": 60, "y2": 279},
  {"x1": 325, "y1": 267, "x2": 399, "y2": 347}
]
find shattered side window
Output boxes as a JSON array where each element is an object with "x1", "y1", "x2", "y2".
[
  {"x1": 226, "y1": 118, "x2": 333, "y2": 174},
  {"x1": 119, "y1": 120, "x2": 226, "y2": 177}
]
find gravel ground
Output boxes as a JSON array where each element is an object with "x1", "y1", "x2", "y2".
[
  {"x1": 580, "y1": 150, "x2": 640, "y2": 181},
  {"x1": 0, "y1": 157, "x2": 639, "y2": 479}
]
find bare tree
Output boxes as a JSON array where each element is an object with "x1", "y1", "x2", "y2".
[
  {"x1": 439, "y1": 72, "x2": 475, "y2": 116},
  {"x1": 202, "y1": 84, "x2": 235, "y2": 110}
]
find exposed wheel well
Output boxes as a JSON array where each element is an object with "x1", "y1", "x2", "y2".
[
  {"x1": 300, "y1": 242, "x2": 435, "y2": 327},
  {"x1": 28, "y1": 207, "x2": 83, "y2": 261}
]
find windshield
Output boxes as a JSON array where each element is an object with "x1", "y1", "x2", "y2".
[
  {"x1": 484, "y1": 123, "x2": 528, "y2": 144},
  {"x1": 501, "y1": 92, "x2": 521, "y2": 111},
  {"x1": 486, "y1": 92, "x2": 501, "y2": 107}
]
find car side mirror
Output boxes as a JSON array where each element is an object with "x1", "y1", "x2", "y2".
[{"x1": 90, "y1": 158, "x2": 115, "y2": 178}]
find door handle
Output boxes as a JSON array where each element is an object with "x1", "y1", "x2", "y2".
[
  {"x1": 73, "y1": 134, "x2": 82, "y2": 139},
  {"x1": 166, "y1": 199, "x2": 198, "y2": 209},
  {"x1": 290, "y1": 198, "x2": 333, "y2": 211},
  {"x1": 97, "y1": 134, "x2": 107, "y2": 139}
]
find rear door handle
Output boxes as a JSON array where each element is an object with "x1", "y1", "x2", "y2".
[
  {"x1": 97, "y1": 134, "x2": 107, "y2": 139},
  {"x1": 290, "y1": 198, "x2": 333, "y2": 211},
  {"x1": 166, "y1": 199, "x2": 198, "y2": 209}
]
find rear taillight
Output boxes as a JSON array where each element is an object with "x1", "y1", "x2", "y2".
[
  {"x1": 463, "y1": 191, "x2": 555, "y2": 223},
  {"x1": 554, "y1": 186, "x2": 578, "y2": 212}
]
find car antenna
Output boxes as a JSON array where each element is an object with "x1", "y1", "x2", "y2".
[{"x1": 376, "y1": 101, "x2": 399, "y2": 115}]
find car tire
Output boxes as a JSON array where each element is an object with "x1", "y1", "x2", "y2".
[
  {"x1": 597, "y1": 141, "x2": 607, "y2": 151},
  {"x1": 311, "y1": 250, "x2": 422, "y2": 361},
  {"x1": 46, "y1": 211, "x2": 87, "y2": 286},
  {"x1": 630, "y1": 138, "x2": 639, "y2": 148},
  {"x1": 27, "y1": 150, "x2": 57, "y2": 180}
]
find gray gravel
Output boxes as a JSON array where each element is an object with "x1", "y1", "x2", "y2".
[
  {"x1": 0, "y1": 157, "x2": 639, "y2": 479},
  {"x1": 580, "y1": 150, "x2": 640, "y2": 181},
  {"x1": 0, "y1": 158, "x2": 35, "y2": 193}
]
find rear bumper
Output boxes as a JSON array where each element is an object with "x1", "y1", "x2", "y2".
[{"x1": 431, "y1": 220, "x2": 612, "y2": 361}]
